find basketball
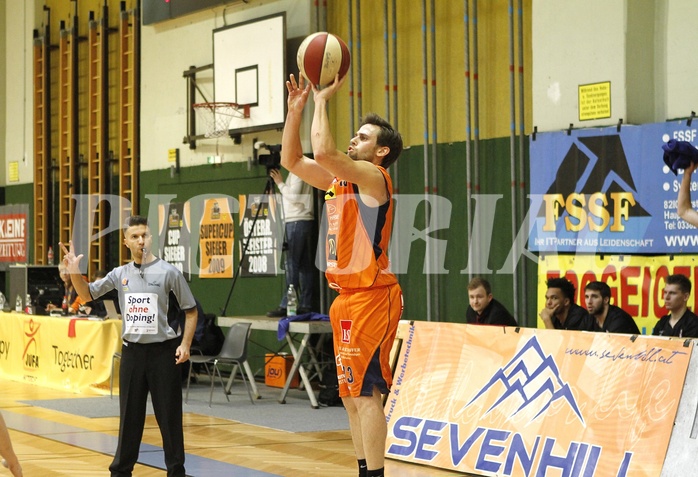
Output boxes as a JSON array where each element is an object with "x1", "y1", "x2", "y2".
[{"x1": 296, "y1": 32, "x2": 351, "y2": 87}]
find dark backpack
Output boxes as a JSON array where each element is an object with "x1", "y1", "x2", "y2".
[
  {"x1": 168, "y1": 296, "x2": 224, "y2": 357},
  {"x1": 193, "y1": 313, "x2": 225, "y2": 356},
  {"x1": 317, "y1": 365, "x2": 342, "y2": 407}
]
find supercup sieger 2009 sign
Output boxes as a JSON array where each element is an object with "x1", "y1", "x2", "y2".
[
  {"x1": 199, "y1": 198, "x2": 235, "y2": 279},
  {"x1": 529, "y1": 121, "x2": 698, "y2": 254}
]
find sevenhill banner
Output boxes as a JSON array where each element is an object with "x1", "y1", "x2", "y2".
[
  {"x1": 529, "y1": 121, "x2": 698, "y2": 254},
  {"x1": 385, "y1": 321, "x2": 691, "y2": 477},
  {"x1": 537, "y1": 254, "x2": 698, "y2": 333}
]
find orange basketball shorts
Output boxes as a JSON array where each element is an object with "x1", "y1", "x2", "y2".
[{"x1": 329, "y1": 283, "x2": 403, "y2": 398}]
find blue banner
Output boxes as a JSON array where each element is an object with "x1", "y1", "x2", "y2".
[{"x1": 529, "y1": 121, "x2": 698, "y2": 253}]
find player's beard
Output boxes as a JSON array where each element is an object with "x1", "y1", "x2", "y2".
[
  {"x1": 347, "y1": 145, "x2": 372, "y2": 162},
  {"x1": 588, "y1": 303, "x2": 604, "y2": 316}
]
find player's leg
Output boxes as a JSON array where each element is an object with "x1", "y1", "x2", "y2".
[
  {"x1": 342, "y1": 395, "x2": 367, "y2": 475},
  {"x1": 0, "y1": 413, "x2": 22, "y2": 477},
  {"x1": 297, "y1": 220, "x2": 318, "y2": 311},
  {"x1": 284, "y1": 221, "x2": 302, "y2": 305},
  {"x1": 351, "y1": 388, "x2": 387, "y2": 473}
]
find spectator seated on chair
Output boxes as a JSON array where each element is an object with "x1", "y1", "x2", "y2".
[{"x1": 45, "y1": 263, "x2": 85, "y2": 315}]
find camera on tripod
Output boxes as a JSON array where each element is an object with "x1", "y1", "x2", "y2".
[{"x1": 255, "y1": 142, "x2": 282, "y2": 171}]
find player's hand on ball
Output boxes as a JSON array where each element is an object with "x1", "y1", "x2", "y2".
[
  {"x1": 312, "y1": 73, "x2": 346, "y2": 101},
  {"x1": 286, "y1": 74, "x2": 310, "y2": 113}
]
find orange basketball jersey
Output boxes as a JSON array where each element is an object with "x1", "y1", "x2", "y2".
[{"x1": 324, "y1": 166, "x2": 398, "y2": 290}]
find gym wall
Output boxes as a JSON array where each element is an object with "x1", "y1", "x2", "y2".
[{"x1": 4, "y1": 1, "x2": 698, "y2": 326}]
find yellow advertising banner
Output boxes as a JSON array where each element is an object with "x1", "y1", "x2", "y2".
[
  {"x1": 386, "y1": 321, "x2": 691, "y2": 477},
  {"x1": 0, "y1": 313, "x2": 121, "y2": 394},
  {"x1": 537, "y1": 254, "x2": 698, "y2": 333},
  {"x1": 198, "y1": 198, "x2": 235, "y2": 278}
]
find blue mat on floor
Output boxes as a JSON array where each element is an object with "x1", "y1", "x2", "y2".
[{"x1": 21, "y1": 382, "x2": 348, "y2": 433}]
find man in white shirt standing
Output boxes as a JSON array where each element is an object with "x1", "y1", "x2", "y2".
[{"x1": 267, "y1": 168, "x2": 318, "y2": 316}]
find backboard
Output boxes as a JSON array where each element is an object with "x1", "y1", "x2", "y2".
[{"x1": 213, "y1": 13, "x2": 286, "y2": 137}]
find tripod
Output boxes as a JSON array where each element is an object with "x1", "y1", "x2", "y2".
[{"x1": 220, "y1": 172, "x2": 277, "y2": 316}]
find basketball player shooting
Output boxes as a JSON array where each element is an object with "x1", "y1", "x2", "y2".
[{"x1": 280, "y1": 69, "x2": 403, "y2": 477}]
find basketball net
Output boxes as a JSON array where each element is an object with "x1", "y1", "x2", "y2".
[{"x1": 192, "y1": 102, "x2": 251, "y2": 139}]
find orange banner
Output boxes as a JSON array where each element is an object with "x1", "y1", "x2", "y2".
[
  {"x1": 386, "y1": 321, "x2": 691, "y2": 476},
  {"x1": 199, "y1": 198, "x2": 235, "y2": 278},
  {"x1": 0, "y1": 313, "x2": 122, "y2": 394}
]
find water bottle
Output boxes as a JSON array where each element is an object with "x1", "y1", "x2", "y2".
[
  {"x1": 24, "y1": 293, "x2": 33, "y2": 315},
  {"x1": 286, "y1": 284, "x2": 298, "y2": 316},
  {"x1": 15, "y1": 294, "x2": 22, "y2": 313},
  {"x1": 47, "y1": 246, "x2": 54, "y2": 265}
]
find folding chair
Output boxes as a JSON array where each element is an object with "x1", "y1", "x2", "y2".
[{"x1": 185, "y1": 322, "x2": 255, "y2": 406}]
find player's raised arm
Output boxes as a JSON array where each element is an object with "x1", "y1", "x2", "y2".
[
  {"x1": 678, "y1": 162, "x2": 698, "y2": 227},
  {"x1": 281, "y1": 74, "x2": 334, "y2": 191},
  {"x1": 310, "y1": 76, "x2": 389, "y2": 205}
]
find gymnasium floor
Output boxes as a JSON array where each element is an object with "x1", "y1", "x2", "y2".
[{"x1": 0, "y1": 378, "x2": 471, "y2": 476}]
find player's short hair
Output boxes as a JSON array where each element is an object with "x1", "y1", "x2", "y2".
[
  {"x1": 546, "y1": 277, "x2": 576, "y2": 301},
  {"x1": 584, "y1": 281, "x2": 611, "y2": 299},
  {"x1": 667, "y1": 274, "x2": 692, "y2": 294},
  {"x1": 467, "y1": 277, "x2": 492, "y2": 295},
  {"x1": 123, "y1": 215, "x2": 148, "y2": 230},
  {"x1": 361, "y1": 112, "x2": 403, "y2": 169}
]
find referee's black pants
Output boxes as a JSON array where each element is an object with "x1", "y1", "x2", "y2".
[{"x1": 109, "y1": 337, "x2": 185, "y2": 477}]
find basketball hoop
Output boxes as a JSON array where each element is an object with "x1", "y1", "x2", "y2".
[{"x1": 192, "y1": 102, "x2": 250, "y2": 139}]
